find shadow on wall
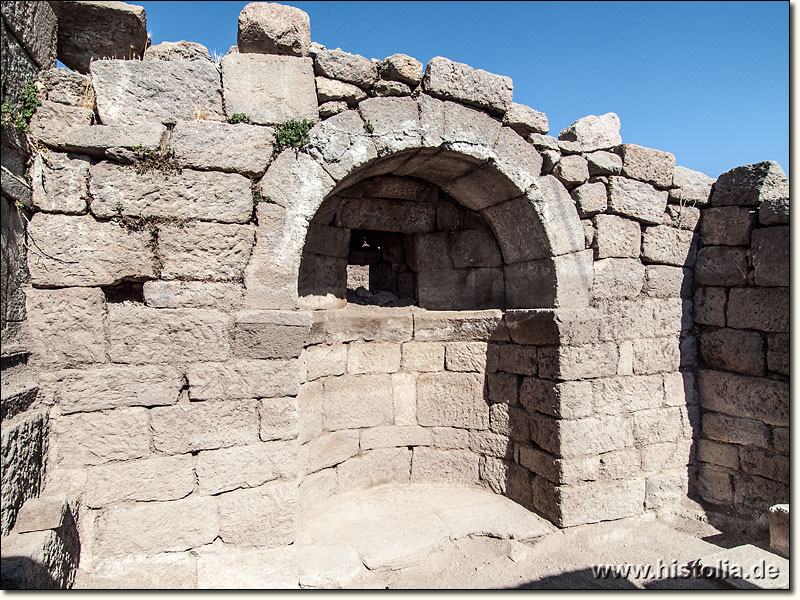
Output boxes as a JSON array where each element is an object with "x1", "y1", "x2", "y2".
[{"x1": 1, "y1": 557, "x2": 61, "y2": 589}]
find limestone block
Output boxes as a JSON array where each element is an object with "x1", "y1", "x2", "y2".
[
  {"x1": 693, "y1": 286, "x2": 726, "y2": 327},
  {"x1": 703, "y1": 413, "x2": 769, "y2": 451},
  {"x1": 700, "y1": 206, "x2": 755, "y2": 246},
  {"x1": 298, "y1": 469, "x2": 337, "y2": 510},
  {"x1": 558, "y1": 113, "x2": 621, "y2": 152},
  {"x1": 28, "y1": 100, "x2": 93, "y2": 149},
  {"x1": 85, "y1": 455, "x2": 194, "y2": 508},
  {"x1": 538, "y1": 342, "x2": 619, "y2": 381},
  {"x1": 53, "y1": 408, "x2": 150, "y2": 468},
  {"x1": 417, "y1": 95, "x2": 503, "y2": 150},
  {"x1": 372, "y1": 78, "x2": 411, "y2": 96},
  {"x1": 585, "y1": 151, "x2": 622, "y2": 176},
  {"x1": 669, "y1": 165, "x2": 714, "y2": 206},
  {"x1": 694, "y1": 246, "x2": 749, "y2": 287},
  {"x1": 711, "y1": 160, "x2": 788, "y2": 207},
  {"x1": 311, "y1": 309, "x2": 413, "y2": 343},
  {"x1": 468, "y1": 430, "x2": 513, "y2": 459},
  {"x1": 347, "y1": 342, "x2": 401, "y2": 374},
  {"x1": 91, "y1": 59, "x2": 223, "y2": 125},
  {"x1": 143, "y1": 281, "x2": 244, "y2": 310},
  {"x1": 643, "y1": 265, "x2": 692, "y2": 298},
  {"x1": 323, "y1": 374, "x2": 394, "y2": 430},
  {"x1": 430, "y1": 427, "x2": 470, "y2": 449},
  {"x1": 422, "y1": 56, "x2": 512, "y2": 114},
  {"x1": 238, "y1": 2, "x2": 310, "y2": 56},
  {"x1": 445, "y1": 342, "x2": 491, "y2": 372},
  {"x1": 416, "y1": 268, "x2": 476, "y2": 310},
  {"x1": 542, "y1": 478, "x2": 645, "y2": 528},
  {"x1": 151, "y1": 399, "x2": 258, "y2": 454},
  {"x1": 697, "y1": 439, "x2": 739, "y2": 469},
  {"x1": 64, "y1": 123, "x2": 166, "y2": 157},
  {"x1": 319, "y1": 100, "x2": 347, "y2": 118},
  {"x1": 158, "y1": 222, "x2": 255, "y2": 282},
  {"x1": 26, "y1": 287, "x2": 106, "y2": 367},
  {"x1": 591, "y1": 375, "x2": 663, "y2": 415},
  {"x1": 42, "y1": 365, "x2": 182, "y2": 414},
  {"x1": 50, "y1": 1, "x2": 146, "y2": 72},
  {"x1": 304, "y1": 344, "x2": 347, "y2": 380},
  {"x1": 417, "y1": 372, "x2": 489, "y2": 430},
  {"x1": 260, "y1": 396, "x2": 299, "y2": 441},
  {"x1": 360, "y1": 426, "x2": 431, "y2": 450},
  {"x1": 232, "y1": 311, "x2": 310, "y2": 360},
  {"x1": 699, "y1": 370, "x2": 788, "y2": 427},
  {"x1": 769, "y1": 505, "x2": 789, "y2": 557},
  {"x1": 607, "y1": 176, "x2": 668, "y2": 224},
  {"x1": 107, "y1": 306, "x2": 231, "y2": 363},
  {"x1": 505, "y1": 307, "x2": 599, "y2": 346},
  {"x1": 170, "y1": 120, "x2": 275, "y2": 177},
  {"x1": 221, "y1": 53, "x2": 317, "y2": 125},
  {"x1": 297, "y1": 381, "x2": 323, "y2": 445},
  {"x1": 315, "y1": 49, "x2": 378, "y2": 89},
  {"x1": 571, "y1": 181, "x2": 607, "y2": 216},
  {"x1": 700, "y1": 328, "x2": 764, "y2": 376},
  {"x1": 302, "y1": 430, "x2": 360, "y2": 474},
  {"x1": 593, "y1": 214, "x2": 640, "y2": 258},
  {"x1": 411, "y1": 447, "x2": 480, "y2": 485},
  {"x1": 392, "y1": 373, "x2": 417, "y2": 426},
  {"x1": 751, "y1": 226, "x2": 788, "y2": 287},
  {"x1": 598, "y1": 448, "x2": 641, "y2": 480},
  {"x1": 498, "y1": 344, "x2": 537, "y2": 375},
  {"x1": 29, "y1": 152, "x2": 89, "y2": 214},
  {"x1": 1, "y1": 1, "x2": 57, "y2": 68},
  {"x1": 196, "y1": 441, "x2": 297, "y2": 495},
  {"x1": 641, "y1": 225, "x2": 697, "y2": 266},
  {"x1": 187, "y1": 359, "x2": 299, "y2": 400},
  {"x1": 12, "y1": 497, "x2": 71, "y2": 535},
  {"x1": 337, "y1": 447, "x2": 411, "y2": 490},
  {"x1": 304, "y1": 224, "x2": 350, "y2": 259},
  {"x1": 443, "y1": 164, "x2": 526, "y2": 212},
  {"x1": 739, "y1": 446, "x2": 788, "y2": 484},
  {"x1": 727, "y1": 287, "x2": 788, "y2": 332},
  {"x1": 733, "y1": 472, "x2": 787, "y2": 511},
  {"x1": 614, "y1": 144, "x2": 675, "y2": 188},
  {"x1": 413, "y1": 309, "x2": 508, "y2": 342},
  {"x1": 519, "y1": 378, "x2": 592, "y2": 419},
  {"x1": 584, "y1": 219, "x2": 596, "y2": 249},
  {"x1": 531, "y1": 413, "x2": 633, "y2": 458},
  {"x1": 644, "y1": 471, "x2": 686, "y2": 509},
  {"x1": 1, "y1": 412, "x2": 47, "y2": 535},
  {"x1": 504, "y1": 251, "x2": 593, "y2": 310},
  {"x1": 539, "y1": 150, "x2": 560, "y2": 174},
  {"x1": 379, "y1": 53, "x2": 423, "y2": 86},
  {"x1": 197, "y1": 545, "x2": 297, "y2": 589},
  {"x1": 144, "y1": 40, "x2": 213, "y2": 63},
  {"x1": 663, "y1": 371, "x2": 697, "y2": 406},
  {"x1": 664, "y1": 204, "x2": 700, "y2": 231},
  {"x1": 487, "y1": 402, "x2": 528, "y2": 439},
  {"x1": 399, "y1": 342, "x2": 442, "y2": 373},
  {"x1": 767, "y1": 333, "x2": 789, "y2": 376},
  {"x1": 632, "y1": 407, "x2": 683, "y2": 445},
  {"x1": 631, "y1": 337, "x2": 680, "y2": 375},
  {"x1": 640, "y1": 439, "x2": 693, "y2": 473},
  {"x1": 696, "y1": 465, "x2": 733, "y2": 504},
  {"x1": 552, "y1": 154, "x2": 589, "y2": 189},
  {"x1": 592, "y1": 258, "x2": 644, "y2": 300},
  {"x1": 502, "y1": 102, "x2": 548, "y2": 136}
]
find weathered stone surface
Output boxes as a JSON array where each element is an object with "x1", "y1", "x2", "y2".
[
  {"x1": 87, "y1": 552, "x2": 196, "y2": 589},
  {"x1": 379, "y1": 53, "x2": 423, "y2": 86},
  {"x1": 669, "y1": 165, "x2": 714, "y2": 206},
  {"x1": 196, "y1": 442, "x2": 296, "y2": 495},
  {"x1": 664, "y1": 204, "x2": 700, "y2": 231},
  {"x1": 143, "y1": 280, "x2": 244, "y2": 310},
  {"x1": 592, "y1": 258, "x2": 645, "y2": 300},
  {"x1": 338, "y1": 447, "x2": 412, "y2": 490},
  {"x1": 631, "y1": 337, "x2": 680, "y2": 375},
  {"x1": 751, "y1": 226, "x2": 788, "y2": 287},
  {"x1": 591, "y1": 375, "x2": 663, "y2": 415},
  {"x1": 315, "y1": 49, "x2": 378, "y2": 89},
  {"x1": 391, "y1": 373, "x2": 417, "y2": 426},
  {"x1": 29, "y1": 152, "x2": 89, "y2": 214},
  {"x1": 693, "y1": 286, "x2": 726, "y2": 327},
  {"x1": 585, "y1": 151, "x2": 622, "y2": 176},
  {"x1": 552, "y1": 155, "x2": 589, "y2": 188},
  {"x1": 107, "y1": 306, "x2": 231, "y2": 363},
  {"x1": 711, "y1": 160, "x2": 788, "y2": 207},
  {"x1": 401, "y1": 342, "x2": 444, "y2": 372},
  {"x1": 29, "y1": 101, "x2": 93, "y2": 149},
  {"x1": 422, "y1": 56, "x2": 512, "y2": 114},
  {"x1": 53, "y1": 407, "x2": 150, "y2": 468},
  {"x1": 539, "y1": 478, "x2": 644, "y2": 528},
  {"x1": 50, "y1": 1, "x2": 147, "y2": 73},
  {"x1": 571, "y1": 181, "x2": 607, "y2": 217},
  {"x1": 26, "y1": 287, "x2": 105, "y2": 367},
  {"x1": 91, "y1": 59, "x2": 223, "y2": 125},
  {"x1": 641, "y1": 225, "x2": 696, "y2": 266},
  {"x1": 303, "y1": 345, "x2": 347, "y2": 380},
  {"x1": 767, "y1": 333, "x2": 789, "y2": 376},
  {"x1": 417, "y1": 95, "x2": 503, "y2": 151},
  {"x1": 614, "y1": 144, "x2": 675, "y2": 188},
  {"x1": 360, "y1": 426, "x2": 431, "y2": 450},
  {"x1": 221, "y1": 53, "x2": 317, "y2": 125},
  {"x1": 170, "y1": 120, "x2": 274, "y2": 177},
  {"x1": 739, "y1": 446, "x2": 788, "y2": 484},
  {"x1": 697, "y1": 438, "x2": 739, "y2": 469},
  {"x1": 372, "y1": 79, "x2": 411, "y2": 97},
  {"x1": 338, "y1": 196, "x2": 434, "y2": 233},
  {"x1": 538, "y1": 342, "x2": 619, "y2": 381},
  {"x1": 449, "y1": 228, "x2": 503, "y2": 269},
  {"x1": 632, "y1": 407, "x2": 683, "y2": 445},
  {"x1": 506, "y1": 308, "x2": 600, "y2": 347},
  {"x1": 95, "y1": 495, "x2": 218, "y2": 557},
  {"x1": 693, "y1": 246, "x2": 749, "y2": 286},
  {"x1": 298, "y1": 544, "x2": 363, "y2": 589},
  {"x1": 700, "y1": 206, "x2": 755, "y2": 246},
  {"x1": 352, "y1": 96, "x2": 421, "y2": 156},
  {"x1": 151, "y1": 399, "x2": 258, "y2": 453},
  {"x1": 85, "y1": 455, "x2": 194, "y2": 508},
  {"x1": 1, "y1": 412, "x2": 47, "y2": 535},
  {"x1": 347, "y1": 342, "x2": 401, "y2": 374},
  {"x1": 726, "y1": 287, "x2": 788, "y2": 332},
  {"x1": 158, "y1": 222, "x2": 254, "y2": 282},
  {"x1": 89, "y1": 162, "x2": 252, "y2": 223},
  {"x1": 306, "y1": 110, "x2": 378, "y2": 181},
  {"x1": 64, "y1": 123, "x2": 166, "y2": 157},
  {"x1": 759, "y1": 194, "x2": 789, "y2": 225},
  {"x1": 36, "y1": 68, "x2": 92, "y2": 107},
  {"x1": 702, "y1": 412, "x2": 769, "y2": 449},
  {"x1": 42, "y1": 365, "x2": 182, "y2": 414},
  {"x1": 232, "y1": 311, "x2": 310, "y2": 360},
  {"x1": 413, "y1": 310, "x2": 508, "y2": 342},
  {"x1": 238, "y1": 2, "x2": 310, "y2": 57},
  {"x1": 504, "y1": 251, "x2": 594, "y2": 310},
  {"x1": 323, "y1": 374, "x2": 393, "y2": 430},
  {"x1": 699, "y1": 370, "x2": 788, "y2": 426},
  {"x1": 315, "y1": 76, "x2": 367, "y2": 106},
  {"x1": 417, "y1": 372, "x2": 488, "y2": 430},
  {"x1": 594, "y1": 214, "x2": 640, "y2": 258},
  {"x1": 411, "y1": 447, "x2": 479, "y2": 485},
  {"x1": 319, "y1": 100, "x2": 348, "y2": 118},
  {"x1": 143, "y1": 40, "x2": 213, "y2": 63},
  {"x1": 444, "y1": 342, "x2": 491, "y2": 372},
  {"x1": 770, "y1": 505, "x2": 789, "y2": 557},
  {"x1": 582, "y1": 219, "x2": 594, "y2": 248},
  {"x1": 558, "y1": 113, "x2": 621, "y2": 152},
  {"x1": 607, "y1": 176, "x2": 668, "y2": 224},
  {"x1": 490, "y1": 126, "x2": 544, "y2": 194},
  {"x1": 311, "y1": 309, "x2": 413, "y2": 343},
  {"x1": 497, "y1": 344, "x2": 537, "y2": 375},
  {"x1": 187, "y1": 359, "x2": 298, "y2": 400},
  {"x1": 1, "y1": 1, "x2": 57, "y2": 68},
  {"x1": 502, "y1": 102, "x2": 548, "y2": 137},
  {"x1": 259, "y1": 396, "x2": 299, "y2": 442},
  {"x1": 198, "y1": 545, "x2": 298, "y2": 589},
  {"x1": 302, "y1": 430, "x2": 360, "y2": 474},
  {"x1": 643, "y1": 265, "x2": 692, "y2": 298}
]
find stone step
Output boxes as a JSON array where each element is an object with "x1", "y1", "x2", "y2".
[{"x1": 695, "y1": 544, "x2": 788, "y2": 590}]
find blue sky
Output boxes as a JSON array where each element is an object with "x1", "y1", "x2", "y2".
[{"x1": 136, "y1": 1, "x2": 788, "y2": 179}]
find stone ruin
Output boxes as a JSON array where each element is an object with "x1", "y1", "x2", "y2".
[{"x1": 0, "y1": 0, "x2": 789, "y2": 589}]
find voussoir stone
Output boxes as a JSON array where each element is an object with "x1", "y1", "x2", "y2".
[
  {"x1": 502, "y1": 102, "x2": 549, "y2": 137},
  {"x1": 238, "y1": 2, "x2": 311, "y2": 57},
  {"x1": 314, "y1": 48, "x2": 378, "y2": 89},
  {"x1": 379, "y1": 53, "x2": 423, "y2": 86},
  {"x1": 422, "y1": 56, "x2": 513, "y2": 114},
  {"x1": 27, "y1": 213, "x2": 153, "y2": 287},
  {"x1": 89, "y1": 162, "x2": 252, "y2": 223},
  {"x1": 91, "y1": 59, "x2": 224, "y2": 125},
  {"x1": 143, "y1": 40, "x2": 213, "y2": 63},
  {"x1": 170, "y1": 120, "x2": 275, "y2": 177},
  {"x1": 222, "y1": 53, "x2": 317, "y2": 125},
  {"x1": 558, "y1": 112, "x2": 621, "y2": 152},
  {"x1": 49, "y1": 1, "x2": 147, "y2": 73}
]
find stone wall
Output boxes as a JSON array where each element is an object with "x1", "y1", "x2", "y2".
[{"x1": 693, "y1": 161, "x2": 789, "y2": 532}]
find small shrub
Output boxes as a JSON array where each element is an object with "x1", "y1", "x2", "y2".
[
  {"x1": 273, "y1": 119, "x2": 313, "y2": 153},
  {"x1": 131, "y1": 144, "x2": 181, "y2": 176},
  {"x1": 1, "y1": 82, "x2": 41, "y2": 133},
  {"x1": 252, "y1": 189, "x2": 270, "y2": 206},
  {"x1": 113, "y1": 201, "x2": 124, "y2": 215},
  {"x1": 228, "y1": 113, "x2": 251, "y2": 124},
  {"x1": 363, "y1": 120, "x2": 374, "y2": 134}
]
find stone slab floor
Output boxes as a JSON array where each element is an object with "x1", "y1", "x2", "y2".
[{"x1": 297, "y1": 485, "x2": 760, "y2": 589}]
